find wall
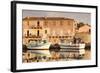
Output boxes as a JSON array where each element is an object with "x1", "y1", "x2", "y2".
[{"x1": 0, "y1": 0, "x2": 99, "y2": 73}]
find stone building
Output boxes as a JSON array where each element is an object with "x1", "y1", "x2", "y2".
[
  {"x1": 22, "y1": 17, "x2": 77, "y2": 44},
  {"x1": 78, "y1": 24, "x2": 91, "y2": 33}
]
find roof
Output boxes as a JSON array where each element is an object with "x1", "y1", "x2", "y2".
[
  {"x1": 23, "y1": 16, "x2": 74, "y2": 21},
  {"x1": 78, "y1": 24, "x2": 91, "y2": 33}
]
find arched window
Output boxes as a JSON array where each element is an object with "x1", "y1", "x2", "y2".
[
  {"x1": 27, "y1": 30, "x2": 29, "y2": 37},
  {"x1": 89, "y1": 29, "x2": 91, "y2": 33},
  {"x1": 37, "y1": 30, "x2": 39, "y2": 36},
  {"x1": 44, "y1": 20, "x2": 48, "y2": 27},
  {"x1": 53, "y1": 21, "x2": 56, "y2": 26},
  {"x1": 45, "y1": 30, "x2": 47, "y2": 34},
  {"x1": 37, "y1": 21, "x2": 40, "y2": 27},
  {"x1": 60, "y1": 20, "x2": 63, "y2": 26}
]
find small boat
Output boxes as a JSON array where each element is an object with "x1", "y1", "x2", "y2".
[
  {"x1": 59, "y1": 43, "x2": 85, "y2": 58},
  {"x1": 26, "y1": 41, "x2": 51, "y2": 56}
]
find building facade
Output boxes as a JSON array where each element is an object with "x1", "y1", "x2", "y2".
[{"x1": 22, "y1": 17, "x2": 77, "y2": 45}]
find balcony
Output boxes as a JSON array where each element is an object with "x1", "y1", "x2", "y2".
[{"x1": 29, "y1": 26, "x2": 42, "y2": 29}]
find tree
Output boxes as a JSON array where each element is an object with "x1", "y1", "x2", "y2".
[{"x1": 77, "y1": 22, "x2": 85, "y2": 29}]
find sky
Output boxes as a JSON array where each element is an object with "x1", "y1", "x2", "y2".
[{"x1": 22, "y1": 10, "x2": 91, "y2": 24}]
